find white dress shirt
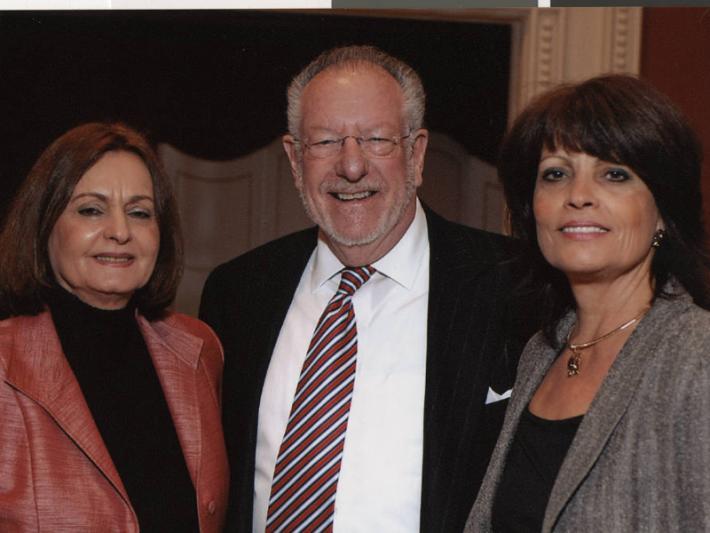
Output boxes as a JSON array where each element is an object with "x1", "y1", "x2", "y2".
[{"x1": 253, "y1": 200, "x2": 430, "y2": 532}]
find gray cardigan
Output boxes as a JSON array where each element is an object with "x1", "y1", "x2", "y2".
[{"x1": 465, "y1": 287, "x2": 710, "y2": 532}]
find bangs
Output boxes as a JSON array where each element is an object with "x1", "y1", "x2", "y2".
[{"x1": 538, "y1": 85, "x2": 633, "y2": 165}]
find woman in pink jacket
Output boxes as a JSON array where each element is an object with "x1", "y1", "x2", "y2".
[{"x1": 0, "y1": 123, "x2": 228, "y2": 532}]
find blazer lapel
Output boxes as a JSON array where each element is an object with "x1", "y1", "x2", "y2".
[
  {"x1": 3, "y1": 312, "x2": 130, "y2": 504},
  {"x1": 543, "y1": 295, "x2": 689, "y2": 531},
  {"x1": 137, "y1": 316, "x2": 202, "y2": 483}
]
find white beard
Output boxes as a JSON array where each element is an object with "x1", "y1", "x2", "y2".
[{"x1": 296, "y1": 159, "x2": 418, "y2": 247}]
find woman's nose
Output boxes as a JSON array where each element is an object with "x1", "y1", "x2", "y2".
[
  {"x1": 566, "y1": 175, "x2": 597, "y2": 209},
  {"x1": 104, "y1": 212, "x2": 131, "y2": 243}
]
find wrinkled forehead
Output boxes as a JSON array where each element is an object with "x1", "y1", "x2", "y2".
[
  {"x1": 68, "y1": 150, "x2": 156, "y2": 205},
  {"x1": 304, "y1": 61, "x2": 401, "y2": 94},
  {"x1": 300, "y1": 63, "x2": 407, "y2": 133}
]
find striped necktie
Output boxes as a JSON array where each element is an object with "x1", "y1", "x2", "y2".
[{"x1": 265, "y1": 266, "x2": 376, "y2": 532}]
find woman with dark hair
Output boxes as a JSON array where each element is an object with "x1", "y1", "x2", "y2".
[
  {"x1": 0, "y1": 123, "x2": 228, "y2": 532},
  {"x1": 465, "y1": 75, "x2": 710, "y2": 532}
]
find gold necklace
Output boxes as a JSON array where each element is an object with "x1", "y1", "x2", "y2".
[{"x1": 566, "y1": 307, "x2": 649, "y2": 377}]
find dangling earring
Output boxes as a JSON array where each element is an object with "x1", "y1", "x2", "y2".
[{"x1": 651, "y1": 228, "x2": 666, "y2": 248}]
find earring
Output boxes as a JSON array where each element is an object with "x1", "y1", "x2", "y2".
[{"x1": 651, "y1": 228, "x2": 666, "y2": 248}]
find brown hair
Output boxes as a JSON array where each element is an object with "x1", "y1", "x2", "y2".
[
  {"x1": 0, "y1": 122, "x2": 183, "y2": 319},
  {"x1": 499, "y1": 75, "x2": 709, "y2": 344}
]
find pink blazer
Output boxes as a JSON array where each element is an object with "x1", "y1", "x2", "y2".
[{"x1": 0, "y1": 309, "x2": 229, "y2": 532}]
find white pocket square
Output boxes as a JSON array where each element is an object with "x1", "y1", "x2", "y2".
[{"x1": 485, "y1": 387, "x2": 512, "y2": 405}]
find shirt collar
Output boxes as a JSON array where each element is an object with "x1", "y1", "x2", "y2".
[{"x1": 310, "y1": 198, "x2": 429, "y2": 292}]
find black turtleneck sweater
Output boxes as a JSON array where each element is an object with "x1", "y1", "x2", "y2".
[{"x1": 47, "y1": 286, "x2": 199, "y2": 532}]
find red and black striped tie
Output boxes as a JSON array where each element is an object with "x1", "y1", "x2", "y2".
[{"x1": 265, "y1": 266, "x2": 376, "y2": 532}]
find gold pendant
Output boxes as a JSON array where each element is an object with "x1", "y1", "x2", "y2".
[{"x1": 567, "y1": 353, "x2": 580, "y2": 377}]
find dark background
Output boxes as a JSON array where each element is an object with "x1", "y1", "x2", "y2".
[
  {"x1": 0, "y1": 10, "x2": 511, "y2": 222},
  {"x1": 641, "y1": 8, "x2": 710, "y2": 232}
]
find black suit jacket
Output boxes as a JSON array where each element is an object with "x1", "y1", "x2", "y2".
[{"x1": 199, "y1": 207, "x2": 535, "y2": 532}]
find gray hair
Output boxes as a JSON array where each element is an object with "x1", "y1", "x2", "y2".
[{"x1": 286, "y1": 45, "x2": 426, "y2": 136}]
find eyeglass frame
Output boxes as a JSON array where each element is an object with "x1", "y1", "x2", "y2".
[{"x1": 292, "y1": 131, "x2": 413, "y2": 159}]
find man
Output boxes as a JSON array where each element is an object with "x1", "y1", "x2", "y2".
[{"x1": 200, "y1": 45, "x2": 532, "y2": 532}]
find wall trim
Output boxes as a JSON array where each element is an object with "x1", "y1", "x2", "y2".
[{"x1": 325, "y1": 8, "x2": 643, "y2": 120}]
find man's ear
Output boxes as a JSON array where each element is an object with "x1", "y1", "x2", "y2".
[
  {"x1": 410, "y1": 129, "x2": 428, "y2": 188},
  {"x1": 282, "y1": 134, "x2": 302, "y2": 189}
]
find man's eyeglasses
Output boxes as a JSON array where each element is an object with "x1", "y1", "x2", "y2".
[{"x1": 295, "y1": 132, "x2": 411, "y2": 159}]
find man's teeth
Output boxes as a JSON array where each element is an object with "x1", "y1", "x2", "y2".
[
  {"x1": 335, "y1": 191, "x2": 374, "y2": 201},
  {"x1": 96, "y1": 256, "x2": 131, "y2": 262},
  {"x1": 561, "y1": 226, "x2": 607, "y2": 233}
]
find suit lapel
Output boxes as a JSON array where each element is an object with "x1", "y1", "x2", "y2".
[
  {"x1": 245, "y1": 230, "x2": 318, "y2": 425},
  {"x1": 3, "y1": 312, "x2": 130, "y2": 505},
  {"x1": 206, "y1": 229, "x2": 318, "y2": 531},
  {"x1": 137, "y1": 315, "x2": 203, "y2": 484},
  {"x1": 423, "y1": 212, "x2": 480, "y2": 447},
  {"x1": 543, "y1": 295, "x2": 689, "y2": 531},
  {"x1": 421, "y1": 209, "x2": 504, "y2": 529}
]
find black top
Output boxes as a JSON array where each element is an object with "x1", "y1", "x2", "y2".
[
  {"x1": 491, "y1": 405, "x2": 583, "y2": 533},
  {"x1": 47, "y1": 286, "x2": 198, "y2": 532}
]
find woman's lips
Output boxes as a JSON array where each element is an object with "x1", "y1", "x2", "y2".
[
  {"x1": 93, "y1": 254, "x2": 134, "y2": 265},
  {"x1": 560, "y1": 226, "x2": 608, "y2": 234},
  {"x1": 558, "y1": 223, "x2": 609, "y2": 239}
]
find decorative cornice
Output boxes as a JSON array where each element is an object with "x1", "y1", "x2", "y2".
[
  {"x1": 607, "y1": 7, "x2": 642, "y2": 74},
  {"x1": 534, "y1": 9, "x2": 565, "y2": 95},
  {"x1": 513, "y1": 7, "x2": 642, "y2": 117}
]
